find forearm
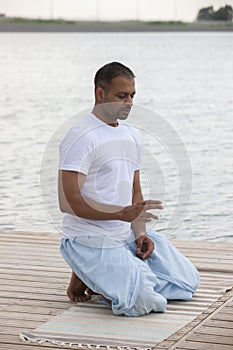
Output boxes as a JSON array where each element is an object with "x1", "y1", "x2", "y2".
[
  {"x1": 59, "y1": 170, "x2": 158, "y2": 223},
  {"x1": 131, "y1": 190, "x2": 146, "y2": 239},
  {"x1": 62, "y1": 193, "x2": 123, "y2": 221},
  {"x1": 131, "y1": 221, "x2": 146, "y2": 240}
]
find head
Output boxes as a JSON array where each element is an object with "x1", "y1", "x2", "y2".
[{"x1": 93, "y1": 62, "x2": 136, "y2": 123}]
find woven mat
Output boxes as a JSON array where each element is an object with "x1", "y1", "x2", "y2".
[{"x1": 20, "y1": 276, "x2": 231, "y2": 350}]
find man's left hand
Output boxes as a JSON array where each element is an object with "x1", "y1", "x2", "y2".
[{"x1": 136, "y1": 234, "x2": 154, "y2": 259}]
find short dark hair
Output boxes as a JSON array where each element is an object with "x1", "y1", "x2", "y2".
[{"x1": 94, "y1": 62, "x2": 135, "y2": 91}]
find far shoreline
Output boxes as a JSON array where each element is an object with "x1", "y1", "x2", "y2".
[{"x1": 0, "y1": 19, "x2": 233, "y2": 32}]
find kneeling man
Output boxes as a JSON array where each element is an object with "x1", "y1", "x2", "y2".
[{"x1": 58, "y1": 62, "x2": 199, "y2": 317}]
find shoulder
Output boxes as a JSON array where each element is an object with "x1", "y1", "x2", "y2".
[
  {"x1": 59, "y1": 114, "x2": 102, "y2": 151},
  {"x1": 122, "y1": 122, "x2": 141, "y2": 144}
]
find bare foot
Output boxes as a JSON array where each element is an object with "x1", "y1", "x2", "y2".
[
  {"x1": 86, "y1": 288, "x2": 98, "y2": 296},
  {"x1": 86, "y1": 288, "x2": 111, "y2": 305},
  {"x1": 66, "y1": 271, "x2": 91, "y2": 302}
]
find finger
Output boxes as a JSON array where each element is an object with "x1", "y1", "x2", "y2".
[
  {"x1": 140, "y1": 251, "x2": 152, "y2": 259},
  {"x1": 132, "y1": 213, "x2": 158, "y2": 223},
  {"x1": 144, "y1": 218, "x2": 152, "y2": 222},
  {"x1": 136, "y1": 250, "x2": 144, "y2": 259},
  {"x1": 132, "y1": 216, "x2": 152, "y2": 223},
  {"x1": 140, "y1": 200, "x2": 163, "y2": 206},
  {"x1": 138, "y1": 245, "x2": 154, "y2": 259},
  {"x1": 136, "y1": 236, "x2": 143, "y2": 250},
  {"x1": 136, "y1": 249, "x2": 151, "y2": 259},
  {"x1": 143, "y1": 212, "x2": 159, "y2": 220},
  {"x1": 133, "y1": 200, "x2": 162, "y2": 210},
  {"x1": 144, "y1": 203, "x2": 164, "y2": 210}
]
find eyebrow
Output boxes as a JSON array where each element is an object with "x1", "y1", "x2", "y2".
[{"x1": 117, "y1": 91, "x2": 136, "y2": 95}]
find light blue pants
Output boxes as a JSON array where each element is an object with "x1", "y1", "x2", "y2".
[{"x1": 60, "y1": 231, "x2": 200, "y2": 317}]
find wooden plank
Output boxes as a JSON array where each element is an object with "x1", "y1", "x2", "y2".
[
  {"x1": 0, "y1": 304, "x2": 64, "y2": 316},
  {"x1": 0, "y1": 284, "x2": 67, "y2": 296},
  {"x1": 0, "y1": 274, "x2": 69, "y2": 283},
  {"x1": 207, "y1": 319, "x2": 233, "y2": 329},
  {"x1": 0, "y1": 279, "x2": 68, "y2": 289},
  {"x1": 0, "y1": 345, "x2": 58, "y2": 350},
  {"x1": 0, "y1": 312, "x2": 54, "y2": 322},
  {"x1": 188, "y1": 333, "x2": 233, "y2": 346},
  {"x1": 0, "y1": 342, "x2": 70, "y2": 350},
  {"x1": 0, "y1": 264, "x2": 69, "y2": 273},
  {"x1": 212, "y1": 312, "x2": 233, "y2": 322},
  {"x1": 0, "y1": 260, "x2": 66, "y2": 269},
  {"x1": 0, "y1": 318, "x2": 43, "y2": 328},
  {"x1": 183, "y1": 259, "x2": 233, "y2": 266},
  {"x1": 174, "y1": 240, "x2": 233, "y2": 249},
  {"x1": 0, "y1": 242, "x2": 59, "y2": 252},
  {"x1": 1, "y1": 334, "x2": 68, "y2": 348},
  {"x1": 187, "y1": 253, "x2": 233, "y2": 262},
  {"x1": 0, "y1": 298, "x2": 70, "y2": 310},
  {"x1": 0, "y1": 326, "x2": 32, "y2": 336},
  {"x1": 0, "y1": 268, "x2": 69, "y2": 277},
  {"x1": 224, "y1": 308, "x2": 233, "y2": 314},
  {"x1": 0, "y1": 242, "x2": 59, "y2": 251},
  {"x1": 199, "y1": 282, "x2": 233, "y2": 288},
  {"x1": 193, "y1": 265, "x2": 233, "y2": 273},
  {"x1": 0, "y1": 291, "x2": 68, "y2": 302},
  {"x1": 175, "y1": 343, "x2": 233, "y2": 350},
  {"x1": 0, "y1": 254, "x2": 65, "y2": 262},
  {"x1": 196, "y1": 325, "x2": 233, "y2": 337},
  {"x1": 0, "y1": 231, "x2": 59, "y2": 240}
]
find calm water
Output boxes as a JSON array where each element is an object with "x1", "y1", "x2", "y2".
[{"x1": 0, "y1": 32, "x2": 233, "y2": 241}]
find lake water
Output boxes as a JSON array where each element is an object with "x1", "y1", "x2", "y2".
[{"x1": 0, "y1": 32, "x2": 233, "y2": 241}]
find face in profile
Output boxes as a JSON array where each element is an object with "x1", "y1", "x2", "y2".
[{"x1": 95, "y1": 76, "x2": 136, "y2": 122}]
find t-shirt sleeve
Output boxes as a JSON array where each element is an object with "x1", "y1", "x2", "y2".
[{"x1": 59, "y1": 131, "x2": 95, "y2": 175}]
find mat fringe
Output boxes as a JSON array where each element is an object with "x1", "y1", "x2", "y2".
[{"x1": 20, "y1": 332, "x2": 152, "y2": 350}]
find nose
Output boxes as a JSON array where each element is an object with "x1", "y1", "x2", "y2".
[{"x1": 125, "y1": 95, "x2": 133, "y2": 105}]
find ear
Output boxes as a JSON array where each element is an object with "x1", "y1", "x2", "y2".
[{"x1": 95, "y1": 87, "x2": 105, "y2": 103}]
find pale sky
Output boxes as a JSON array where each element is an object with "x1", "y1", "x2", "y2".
[{"x1": 0, "y1": 0, "x2": 233, "y2": 22}]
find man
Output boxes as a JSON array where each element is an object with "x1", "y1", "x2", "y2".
[{"x1": 58, "y1": 62, "x2": 199, "y2": 317}]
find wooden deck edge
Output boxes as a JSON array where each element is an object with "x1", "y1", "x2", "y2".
[{"x1": 153, "y1": 287, "x2": 233, "y2": 350}]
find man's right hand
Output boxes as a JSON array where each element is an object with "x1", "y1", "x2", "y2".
[{"x1": 119, "y1": 200, "x2": 163, "y2": 223}]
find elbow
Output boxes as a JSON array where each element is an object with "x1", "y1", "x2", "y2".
[
  {"x1": 59, "y1": 203, "x2": 67, "y2": 213},
  {"x1": 59, "y1": 194, "x2": 83, "y2": 216},
  {"x1": 58, "y1": 196, "x2": 75, "y2": 215}
]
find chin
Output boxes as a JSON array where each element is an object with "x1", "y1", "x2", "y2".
[{"x1": 118, "y1": 112, "x2": 130, "y2": 120}]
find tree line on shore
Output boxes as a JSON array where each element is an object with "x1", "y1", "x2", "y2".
[{"x1": 197, "y1": 5, "x2": 233, "y2": 22}]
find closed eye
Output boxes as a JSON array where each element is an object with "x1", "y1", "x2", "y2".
[
  {"x1": 117, "y1": 93, "x2": 135, "y2": 99},
  {"x1": 117, "y1": 94, "x2": 127, "y2": 99}
]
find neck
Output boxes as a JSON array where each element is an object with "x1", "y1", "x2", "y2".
[
  {"x1": 92, "y1": 106, "x2": 119, "y2": 127},
  {"x1": 108, "y1": 121, "x2": 119, "y2": 127}
]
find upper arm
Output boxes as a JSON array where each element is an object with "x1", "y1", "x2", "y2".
[{"x1": 58, "y1": 170, "x2": 86, "y2": 213}]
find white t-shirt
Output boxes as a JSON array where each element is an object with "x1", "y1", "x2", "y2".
[{"x1": 59, "y1": 113, "x2": 142, "y2": 240}]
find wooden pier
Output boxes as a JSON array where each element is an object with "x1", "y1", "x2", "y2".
[{"x1": 0, "y1": 231, "x2": 232, "y2": 350}]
